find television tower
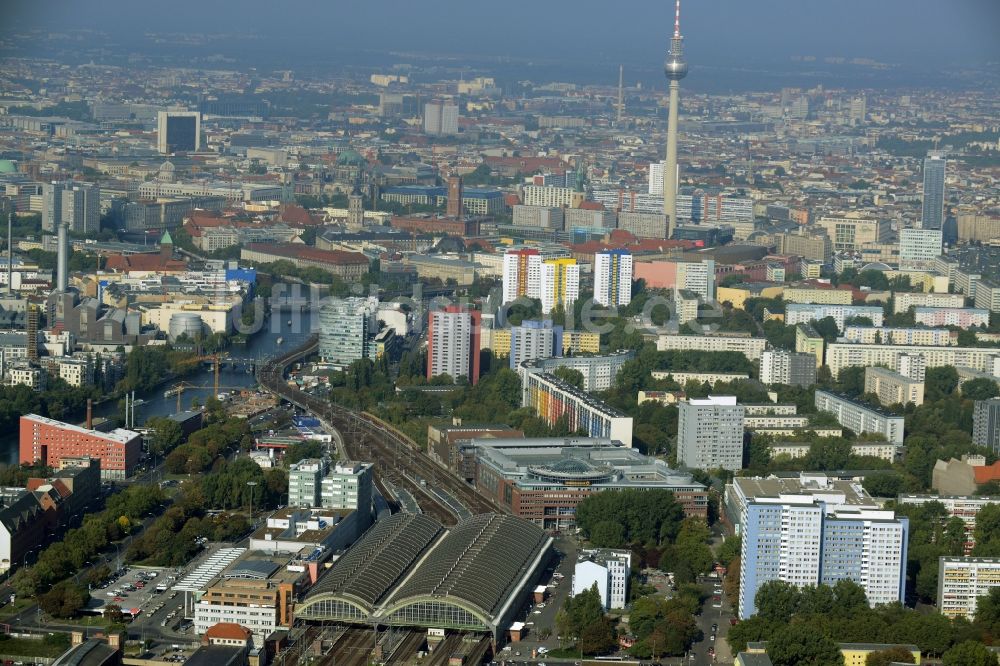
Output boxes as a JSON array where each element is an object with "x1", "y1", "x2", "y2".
[
  {"x1": 663, "y1": 0, "x2": 688, "y2": 239},
  {"x1": 616, "y1": 65, "x2": 625, "y2": 123}
]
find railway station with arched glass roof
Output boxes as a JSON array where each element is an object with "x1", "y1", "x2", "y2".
[{"x1": 296, "y1": 512, "x2": 553, "y2": 640}]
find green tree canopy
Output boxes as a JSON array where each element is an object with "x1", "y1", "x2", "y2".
[
  {"x1": 942, "y1": 640, "x2": 996, "y2": 666},
  {"x1": 767, "y1": 623, "x2": 843, "y2": 666}
]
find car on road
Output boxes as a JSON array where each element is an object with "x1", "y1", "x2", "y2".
[
  {"x1": 712, "y1": 602, "x2": 722, "y2": 608},
  {"x1": 710, "y1": 634, "x2": 715, "y2": 641}
]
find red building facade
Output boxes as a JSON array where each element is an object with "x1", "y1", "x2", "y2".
[{"x1": 19, "y1": 414, "x2": 142, "y2": 480}]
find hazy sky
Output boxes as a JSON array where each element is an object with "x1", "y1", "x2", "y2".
[{"x1": 3, "y1": 0, "x2": 999, "y2": 67}]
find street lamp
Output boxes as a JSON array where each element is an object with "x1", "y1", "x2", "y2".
[{"x1": 247, "y1": 481, "x2": 258, "y2": 526}]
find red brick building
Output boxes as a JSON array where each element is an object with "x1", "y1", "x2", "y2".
[
  {"x1": 391, "y1": 215, "x2": 479, "y2": 236},
  {"x1": 240, "y1": 243, "x2": 370, "y2": 279},
  {"x1": 19, "y1": 414, "x2": 142, "y2": 480}
]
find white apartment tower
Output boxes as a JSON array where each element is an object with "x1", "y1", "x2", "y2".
[
  {"x1": 676, "y1": 395, "x2": 745, "y2": 471},
  {"x1": 594, "y1": 250, "x2": 633, "y2": 308}
]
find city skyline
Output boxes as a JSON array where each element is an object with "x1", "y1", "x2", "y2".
[{"x1": 2, "y1": 0, "x2": 999, "y2": 73}]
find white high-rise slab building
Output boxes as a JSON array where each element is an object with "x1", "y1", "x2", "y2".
[
  {"x1": 594, "y1": 250, "x2": 633, "y2": 307},
  {"x1": 676, "y1": 396, "x2": 745, "y2": 471},
  {"x1": 502, "y1": 249, "x2": 579, "y2": 315},
  {"x1": 739, "y1": 500, "x2": 908, "y2": 619},
  {"x1": 899, "y1": 227, "x2": 943, "y2": 268}
]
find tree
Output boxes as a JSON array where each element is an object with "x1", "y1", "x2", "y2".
[
  {"x1": 754, "y1": 580, "x2": 800, "y2": 622},
  {"x1": 925, "y1": 366, "x2": 959, "y2": 402},
  {"x1": 716, "y1": 536, "x2": 741, "y2": 567},
  {"x1": 942, "y1": 640, "x2": 996, "y2": 666},
  {"x1": 973, "y1": 587, "x2": 1000, "y2": 637},
  {"x1": 963, "y1": 378, "x2": 1000, "y2": 401},
  {"x1": 812, "y1": 316, "x2": 840, "y2": 344},
  {"x1": 831, "y1": 579, "x2": 868, "y2": 613},
  {"x1": 552, "y1": 366, "x2": 585, "y2": 390},
  {"x1": 866, "y1": 646, "x2": 916, "y2": 666},
  {"x1": 146, "y1": 417, "x2": 185, "y2": 456},
  {"x1": 767, "y1": 623, "x2": 843, "y2": 666},
  {"x1": 38, "y1": 581, "x2": 89, "y2": 618},
  {"x1": 104, "y1": 604, "x2": 125, "y2": 624},
  {"x1": 863, "y1": 471, "x2": 905, "y2": 498},
  {"x1": 590, "y1": 520, "x2": 626, "y2": 548},
  {"x1": 579, "y1": 618, "x2": 617, "y2": 656}
]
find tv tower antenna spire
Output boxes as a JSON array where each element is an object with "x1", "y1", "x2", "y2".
[
  {"x1": 616, "y1": 64, "x2": 625, "y2": 123},
  {"x1": 662, "y1": 0, "x2": 688, "y2": 240}
]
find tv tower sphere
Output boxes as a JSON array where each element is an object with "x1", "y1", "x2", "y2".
[{"x1": 664, "y1": 1, "x2": 687, "y2": 81}]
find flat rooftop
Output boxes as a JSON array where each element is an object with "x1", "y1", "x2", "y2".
[{"x1": 732, "y1": 474, "x2": 875, "y2": 507}]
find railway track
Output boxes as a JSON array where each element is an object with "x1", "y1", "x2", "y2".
[{"x1": 257, "y1": 338, "x2": 504, "y2": 524}]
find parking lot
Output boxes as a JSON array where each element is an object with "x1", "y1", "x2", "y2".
[
  {"x1": 95, "y1": 567, "x2": 173, "y2": 614},
  {"x1": 497, "y1": 535, "x2": 578, "y2": 660}
]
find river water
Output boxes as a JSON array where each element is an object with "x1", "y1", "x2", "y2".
[{"x1": 0, "y1": 309, "x2": 318, "y2": 464}]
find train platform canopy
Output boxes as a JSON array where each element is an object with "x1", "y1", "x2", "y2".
[{"x1": 296, "y1": 512, "x2": 553, "y2": 640}]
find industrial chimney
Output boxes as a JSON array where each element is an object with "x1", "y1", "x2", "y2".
[{"x1": 56, "y1": 222, "x2": 68, "y2": 292}]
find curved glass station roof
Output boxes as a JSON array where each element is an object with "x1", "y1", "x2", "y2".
[{"x1": 297, "y1": 513, "x2": 551, "y2": 634}]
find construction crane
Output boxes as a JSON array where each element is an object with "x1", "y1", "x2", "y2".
[
  {"x1": 174, "y1": 353, "x2": 228, "y2": 395},
  {"x1": 165, "y1": 381, "x2": 252, "y2": 413}
]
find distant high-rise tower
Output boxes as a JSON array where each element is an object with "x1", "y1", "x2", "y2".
[
  {"x1": 921, "y1": 152, "x2": 946, "y2": 230},
  {"x1": 156, "y1": 111, "x2": 201, "y2": 154},
  {"x1": 347, "y1": 184, "x2": 365, "y2": 231},
  {"x1": 662, "y1": 0, "x2": 688, "y2": 240},
  {"x1": 423, "y1": 100, "x2": 459, "y2": 136},
  {"x1": 447, "y1": 174, "x2": 463, "y2": 218},
  {"x1": 616, "y1": 65, "x2": 625, "y2": 123}
]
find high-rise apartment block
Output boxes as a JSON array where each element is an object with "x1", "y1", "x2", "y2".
[
  {"x1": 502, "y1": 248, "x2": 542, "y2": 304},
  {"x1": 318, "y1": 297, "x2": 378, "y2": 368},
  {"x1": 784, "y1": 303, "x2": 884, "y2": 331},
  {"x1": 42, "y1": 181, "x2": 100, "y2": 233},
  {"x1": 522, "y1": 185, "x2": 581, "y2": 209},
  {"x1": 864, "y1": 367, "x2": 925, "y2": 407},
  {"x1": 814, "y1": 214, "x2": 892, "y2": 251},
  {"x1": 520, "y1": 372, "x2": 633, "y2": 445},
  {"x1": 921, "y1": 153, "x2": 947, "y2": 230},
  {"x1": 426, "y1": 306, "x2": 481, "y2": 385},
  {"x1": 288, "y1": 458, "x2": 327, "y2": 508},
  {"x1": 758, "y1": 350, "x2": 817, "y2": 387},
  {"x1": 423, "y1": 100, "x2": 459, "y2": 136},
  {"x1": 633, "y1": 258, "x2": 715, "y2": 300},
  {"x1": 676, "y1": 396, "x2": 745, "y2": 471},
  {"x1": 938, "y1": 557, "x2": 1000, "y2": 620},
  {"x1": 512, "y1": 205, "x2": 564, "y2": 230},
  {"x1": 509, "y1": 320, "x2": 562, "y2": 370},
  {"x1": 157, "y1": 110, "x2": 201, "y2": 154},
  {"x1": 321, "y1": 462, "x2": 374, "y2": 532},
  {"x1": 973, "y1": 398, "x2": 1000, "y2": 454},
  {"x1": 594, "y1": 250, "x2": 633, "y2": 307},
  {"x1": 814, "y1": 390, "x2": 905, "y2": 445},
  {"x1": 739, "y1": 500, "x2": 907, "y2": 619},
  {"x1": 899, "y1": 228, "x2": 943, "y2": 268},
  {"x1": 541, "y1": 258, "x2": 580, "y2": 315},
  {"x1": 501, "y1": 249, "x2": 579, "y2": 314}
]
